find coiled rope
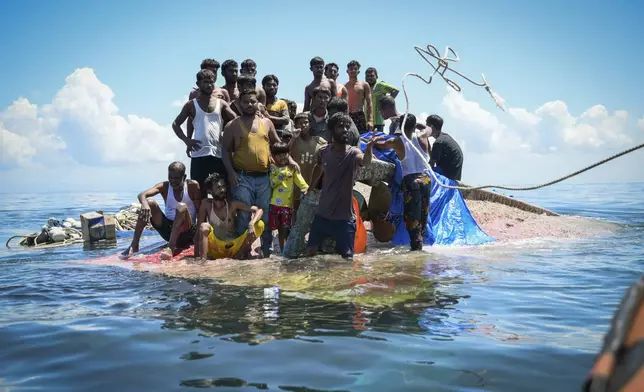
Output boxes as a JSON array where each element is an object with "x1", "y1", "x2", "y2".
[{"x1": 394, "y1": 43, "x2": 644, "y2": 192}]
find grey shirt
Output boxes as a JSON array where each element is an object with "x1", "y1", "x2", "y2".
[{"x1": 316, "y1": 145, "x2": 361, "y2": 221}]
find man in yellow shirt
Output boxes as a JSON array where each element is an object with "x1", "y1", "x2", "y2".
[
  {"x1": 262, "y1": 74, "x2": 291, "y2": 138},
  {"x1": 269, "y1": 141, "x2": 309, "y2": 253}
]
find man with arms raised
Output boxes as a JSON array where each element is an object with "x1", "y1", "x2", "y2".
[
  {"x1": 172, "y1": 69, "x2": 237, "y2": 195},
  {"x1": 324, "y1": 62, "x2": 348, "y2": 99},
  {"x1": 427, "y1": 114, "x2": 463, "y2": 181},
  {"x1": 307, "y1": 113, "x2": 381, "y2": 260},
  {"x1": 240, "y1": 59, "x2": 267, "y2": 105},
  {"x1": 195, "y1": 173, "x2": 265, "y2": 260},
  {"x1": 123, "y1": 162, "x2": 201, "y2": 259},
  {"x1": 221, "y1": 89, "x2": 281, "y2": 257},
  {"x1": 262, "y1": 74, "x2": 292, "y2": 138},
  {"x1": 345, "y1": 60, "x2": 373, "y2": 134},
  {"x1": 304, "y1": 57, "x2": 337, "y2": 111},
  {"x1": 365, "y1": 67, "x2": 398, "y2": 133}
]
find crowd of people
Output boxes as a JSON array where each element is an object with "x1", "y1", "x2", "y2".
[{"x1": 122, "y1": 57, "x2": 464, "y2": 261}]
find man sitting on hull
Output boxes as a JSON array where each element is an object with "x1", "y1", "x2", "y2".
[{"x1": 123, "y1": 162, "x2": 201, "y2": 259}]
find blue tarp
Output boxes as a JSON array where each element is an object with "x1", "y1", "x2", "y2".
[{"x1": 359, "y1": 132, "x2": 494, "y2": 247}]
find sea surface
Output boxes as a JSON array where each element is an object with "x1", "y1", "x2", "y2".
[{"x1": 0, "y1": 182, "x2": 642, "y2": 392}]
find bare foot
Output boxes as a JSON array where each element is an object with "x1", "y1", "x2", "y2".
[
  {"x1": 159, "y1": 248, "x2": 173, "y2": 261},
  {"x1": 121, "y1": 245, "x2": 138, "y2": 260}
]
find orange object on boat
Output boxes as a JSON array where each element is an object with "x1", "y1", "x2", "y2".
[{"x1": 353, "y1": 196, "x2": 367, "y2": 254}]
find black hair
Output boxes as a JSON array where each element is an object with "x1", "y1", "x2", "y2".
[
  {"x1": 241, "y1": 59, "x2": 256, "y2": 70},
  {"x1": 196, "y1": 69, "x2": 216, "y2": 82},
  {"x1": 240, "y1": 88, "x2": 258, "y2": 98},
  {"x1": 327, "y1": 97, "x2": 348, "y2": 113},
  {"x1": 221, "y1": 59, "x2": 238, "y2": 73},
  {"x1": 312, "y1": 85, "x2": 331, "y2": 98},
  {"x1": 365, "y1": 67, "x2": 378, "y2": 77},
  {"x1": 294, "y1": 112, "x2": 308, "y2": 123},
  {"x1": 168, "y1": 161, "x2": 186, "y2": 175},
  {"x1": 426, "y1": 114, "x2": 443, "y2": 130},
  {"x1": 200, "y1": 59, "x2": 220, "y2": 71},
  {"x1": 262, "y1": 74, "x2": 279, "y2": 86},
  {"x1": 347, "y1": 60, "x2": 361, "y2": 69},
  {"x1": 204, "y1": 172, "x2": 225, "y2": 189},
  {"x1": 325, "y1": 62, "x2": 339, "y2": 72},
  {"x1": 310, "y1": 56, "x2": 324, "y2": 67},
  {"x1": 380, "y1": 95, "x2": 396, "y2": 110},
  {"x1": 237, "y1": 74, "x2": 257, "y2": 90},
  {"x1": 271, "y1": 141, "x2": 290, "y2": 155},
  {"x1": 400, "y1": 113, "x2": 417, "y2": 133},
  {"x1": 327, "y1": 112, "x2": 352, "y2": 134}
]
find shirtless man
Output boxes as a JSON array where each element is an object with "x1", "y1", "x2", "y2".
[
  {"x1": 324, "y1": 62, "x2": 348, "y2": 99},
  {"x1": 221, "y1": 59, "x2": 239, "y2": 101},
  {"x1": 195, "y1": 173, "x2": 264, "y2": 260},
  {"x1": 230, "y1": 75, "x2": 268, "y2": 117},
  {"x1": 345, "y1": 60, "x2": 373, "y2": 134},
  {"x1": 172, "y1": 69, "x2": 237, "y2": 196},
  {"x1": 303, "y1": 57, "x2": 337, "y2": 112},
  {"x1": 240, "y1": 59, "x2": 266, "y2": 105},
  {"x1": 123, "y1": 162, "x2": 201, "y2": 259}
]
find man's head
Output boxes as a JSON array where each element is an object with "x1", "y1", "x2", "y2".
[
  {"x1": 294, "y1": 112, "x2": 310, "y2": 135},
  {"x1": 426, "y1": 114, "x2": 444, "y2": 137},
  {"x1": 310, "y1": 56, "x2": 325, "y2": 78},
  {"x1": 286, "y1": 100, "x2": 297, "y2": 120},
  {"x1": 201, "y1": 59, "x2": 220, "y2": 73},
  {"x1": 280, "y1": 129, "x2": 293, "y2": 145},
  {"x1": 240, "y1": 59, "x2": 257, "y2": 76},
  {"x1": 328, "y1": 112, "x2": 352, "y2": 144},
  {"x1": 168, "y1": 161, "x2": 187, "y2": 189},
  {"x1": 398, "y1": 113, "x2": 417, "y2": 137},
  {"x1": 270, "y1": 141, "x2": 291, "y2": 166},
  {"x1": 239, "y1": 89, "x2": 259, "y2": 116},
  {"x1": 221, "y1": 59, "x2": 238, "y2": 83},
  {"x1": 237, "y1": 74, "x2": 257, "y2": 92},
  {"x1": 324, "y1": 62, "x2": 339, "y2": 81},
  {"x1": 327, "y1": 97, "x2": 349, "y2": 117},
  {"x1": 311, "y1": 86, "x2": 331, "y2": 111},
  {"x1": 379, "y1": 95, "x2": 397, "y2": 120},
  {"x1": 262, "y1": 74, "x2": 279, "y2": 98},
  {"x1": 347, "y1": 60, "x2": 361, "y2": 78},
  {"x1": 205, "y1": 172, "x2": 227, "y2": 200},
  {"x1": 196, "y1": 69, "x2": 216, "y2": 96},
  {"x1": 365, "y1": 67, "x2": 378, "y2": 86}
]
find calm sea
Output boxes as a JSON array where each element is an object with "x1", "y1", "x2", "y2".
[{"x1": 0, "y1": 182, "x2": 642, "y2": 392}]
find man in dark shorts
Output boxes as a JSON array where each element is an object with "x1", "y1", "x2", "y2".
[
  {"x1": 172, "y1": 69, "x2": 237, "y2": 196},
  {"x1": 307, "y1": 112, "x2": 381, "y2": 259},
  {"x1": 122, "y1": 162, "x2": 202, "y2": 259},
  {"x1": 345, "y1": 60, "x2": 373, "y2": 134},
  {"x1": 427, "y1": 114, "x2": 463, "y2": 181}
]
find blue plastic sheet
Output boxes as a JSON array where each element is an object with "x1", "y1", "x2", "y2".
[{"x1": 360, "y1": 132, "x2": 494, "y2": 247}]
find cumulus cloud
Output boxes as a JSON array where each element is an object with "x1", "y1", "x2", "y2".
[
  {"x1": 0, "y1": 68, "x2": 183, "y2": 169},
  {"x1": 638, "y1": 116, "x2": 644, "y2": 131}
]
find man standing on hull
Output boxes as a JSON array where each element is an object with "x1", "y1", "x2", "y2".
[
  {"x1": 324, "y1": 62, "x2": 348, "y2": 99},
  {"x1": 240, "y1": 59, "x2": 267, "y2": 105},
  {"x1": 262, "y1": 74, "x2": 292, "y2": 138},
  {"x1": 365, "y1": 67, "x2": 398, "y2": 134},
  {"x1": 427, "y1": 114, "x2": 463, "y2": 181},
  {"x1": 345, "y1": 60, "x2": 373, "y2": 134},
  {"x1": 221, "y1": 59, "x2": 239, "y2": 101},
  {"x1": 172, "y1": 69, "x2": 237, "y2": 196},
  {"x1": 304, "y1": 57, "x2": 337, "y2": 111}
]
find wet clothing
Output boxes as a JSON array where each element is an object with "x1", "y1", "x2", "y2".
[
  {"x1": 269, "y1": 164, "x2": 308, "y2": 208},
  {"x1": 232, "y1": 171, "x2": 272, "y2": 256},
  {"x1": 307, "y1": 214, "x2": 356, "y2": 259},
  {"x1": 269, "y1": 205, "x2": 293, "y2": 230},
  {"x1": 430, "y1": 132, "x2": 463, "y2": 181},
  {"x1": 349, "y1": 110, "x2": 368, "y2": 134},
  {"x1": 371, "y1": 81, "x2": 397, "y2": 127},
  {"x1": 316, "y1": 145, "x2": 360, "y2": 221},
  {"x1": 151, "y1": 214, "x2": 196, "y2": 249},
  {"x1": 232, "y1": 118, "x2": 271, "y2": 173},
  {"x1": 207, "y1": 220, "x2": 264, "y2": 259},
  {"x1": 402, "y1": 172, "x2": 431, "y2": 251}
]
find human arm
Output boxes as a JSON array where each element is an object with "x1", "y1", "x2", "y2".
[
  {"x1": 293, "y1": 170, "x2": 309, "y2": 195},
  {"x1": 308, "y1": 148, "x2": 324, "y2": 188},
  {"x1": 429, "y1": 139, "x2": 443, "y2": 167},
  {"x1": 374, "y1": 137, "x2": 405, "y2": 159},
  {"x1": 381, "y1": 81, "x2": 399, "y2": 98},
  {"x1": 196, "y1": 199, "x2": 211, "y2": 229},
  {"x1": 329, "y1": 79, "x2": 338, "y2": 98},
  {"x1": 364, "y1": 82, "x2": 373, "y2": 130},
  {"x1": 356, "y1": 133, "x2": 383, "y2": 167},
  {"x1": 266, "y1": 101, "x2": 291, "y2": 127},
  {"x1": 230, "y1": 201, "x2": 263, "y2": 236},
  {"x1": 257, "y1": 86, "x2": 267, "y2": 106},
  {"x1": 187, "y1": 180, "x2": 202, "y2": 213},
  {"x1": 137, "y1": 182, "x2": 165, "y2": 222},
  {"x1": 219, "y1": 88, "x2": 231, "y2": 103},
  {"x1": 222, "y1": 121, "x2": 239, "y2": 186},
  {"x1": 266, "y1": 119, "x2": 282, "y2": 145},
  {"x1": 172, "y1": 102, "x2": 200, "y2": 152},
  {"x1": 220, "y1": 100, "x2": 238, "y2": 126},
  {"x1": 341, "y1": 85, "x2": 348, "y2": 100},
  {"x1": 303, "y1": 85, "x2": 311, "y2": 112}
]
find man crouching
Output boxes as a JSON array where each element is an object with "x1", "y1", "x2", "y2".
[
  {"x1": 194, "y1": 173, "x2": 264, "y2": 260},
  {"x1": 123, "y1": 161, "x2": 201, "y2": 259}
]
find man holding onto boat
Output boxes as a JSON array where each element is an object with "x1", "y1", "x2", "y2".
[
  {"x1": 427, "y1": 114, "x2": 463, "y2": 181},
  {"x1": 123, "y1": 162, "x2": 201, "y2": 259},
  {"x1": 194, "y1": 173, "x2": 264, "y2": 260}
]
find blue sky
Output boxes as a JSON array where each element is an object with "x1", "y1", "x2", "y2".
[{"x1": 1, "y1": 0, "x2": 643, "y2": 192}]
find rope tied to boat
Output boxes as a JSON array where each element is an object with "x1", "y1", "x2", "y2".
[{"x1": 397, "y1": 43, "x2": 644, "y2": 192}]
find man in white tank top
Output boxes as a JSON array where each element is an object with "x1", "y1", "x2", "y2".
[
  {"x1": 172, "y1": 69, "x2": 238, "y2": 197},
  {"x1": 122, "y1": 162, "x2": 202, "y2": 259},
  {"x1": 374, "y1": 113, "x2": 432, "y2": 251}
]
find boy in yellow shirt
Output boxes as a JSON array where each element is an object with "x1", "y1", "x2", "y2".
[{"x1": 269, "y1": 142, "x2": 309, "y2": 253}]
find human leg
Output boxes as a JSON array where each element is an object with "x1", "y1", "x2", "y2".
[
  {"x1": 306, "y1": 214, "x2": 330, "y2": 257},
  {"x1": 124, "y1": 199, "x2": 163, "y2": 257},
  {"x1": 207, "y1": 220, "x2": 265, "y2": 259},
  {"x1": 403, "y1": 174, "x2": 424, "y2": 251},
  {"x1": 254, "y1": 174, "x2": 273, "y2": 257},
  {"x1": 333, "y1": 218, "x2": 356, "y2": 260},
  {"x1": 418, "y1": 173, "x2": 432, "y2": 241},
  {"x1": 232, "y1": 172, "x2": 254, "y2": 236},
  {"x1": 168, "y1": 202, "x2": 193, "y2": 252},
  {"x1": 196, "y1": 222, "x2": 211, "y2": 259}
]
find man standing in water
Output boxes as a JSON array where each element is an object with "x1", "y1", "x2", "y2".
[
  {"x1": 221, "y1": 59, "x2": 239, "y2": 101},
  {"x1": 345, "y1": 60, "x2": 373, "y2": 134},
  {"x1": 365, "y1": 67, "x2": 398, "y2": 133},
  {"x1": 324, "y1": 62, "x2": 348, "y2": 99},
  {"x1": 427, "y1": 114, "x2": 463, "y2": 181},
  {"x1": 172, "y1": 69, "x2": 238, "y2": 194},
  {"x1": 123, "y1": 162, "x2": 201, "y2": 259},
  {"x1": 240, "y1": 59, "x2": 267, "y2": 105},
  {"x1": 307, "y1": 113, "x2": 381, "y2": 259},
  {"x1": 374, "y1": 114, "x2": 431, "y2": 251},
  {"x1": 221, "y1": 89, "x2": 281, "y2": 257},
  {"x1": 262, "y1": 74, "x2": 292, "y2": 137},
  {"x1": 304, "y1": 57, "x2": 337, "y2": 111}
]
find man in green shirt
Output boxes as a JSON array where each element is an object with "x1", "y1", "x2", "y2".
[{"x1": 365, "y1": 67, "x2": 399, "y2": 133}]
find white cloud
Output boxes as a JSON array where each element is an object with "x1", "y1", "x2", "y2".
[
  {"x1": 172, "y1": 95, "x2": 189, "y2": 108},
  {"x1": 638, "y1": 116, "x2": 644, "y2": 131}
]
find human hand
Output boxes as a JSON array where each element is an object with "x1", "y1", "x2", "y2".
[
  {"x1": 184, "y1": 138, "x2": 201, "y2": 152},
  {"x1": 247, "y1": 222, "x2": 256, "y2": 237},
  {"x1": 292, "y1": 127, "x2": 301, "y2": 139},
  {"x1": 366, "y1": 132, "x2": 383, "y2": 148},
  {"x1": 140, "y1": 204, "x2": 151, "y2": 223},
  {"x1": 367, "y1": 121, "x2": 374, "y2": 132}
]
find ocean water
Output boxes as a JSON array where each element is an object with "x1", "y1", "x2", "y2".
[{"x1": 0, "y1": 182, "x2": 642, "y2": 392}]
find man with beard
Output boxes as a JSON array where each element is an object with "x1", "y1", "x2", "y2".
[
  {"x1": 122, "y1": 162, "x2": 201, "y2": 259},
  {"x1": 172, "y1": 69, "x2": 237, "y2": 195},
  {"x1": 189, "y1": 59, "x2": 230, "y2": 102},
  {"x1": 240, "y1": 58, "x2": 267, "y2": 105},
  {"x1": 262, "y1": 74, "x2": 291, "y2": 138},
  {"x1": 324, "y1": 62, "x2": 348, "y2": 99},
  {"x1": 303, "y1": 57, "x2": 337, "y2": 111},
  {"x1": 221, "y1": 89, "x2": 281, "y2": 257},
  {"x1": 365, "y1": 67, "x2": 398, "y2": 133},
  {"x1": 221, "y1": 59, "x2": 239, "y2": 101},
  {"x1": 194, "y1": 173, "x2": 265, "y2": 260},
  {"x1": 307, "y1": 113, "x2": 381, "y2": 259},
  {"x1": 345, "y1": 60, "x2": 373, "y2": 134}
]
